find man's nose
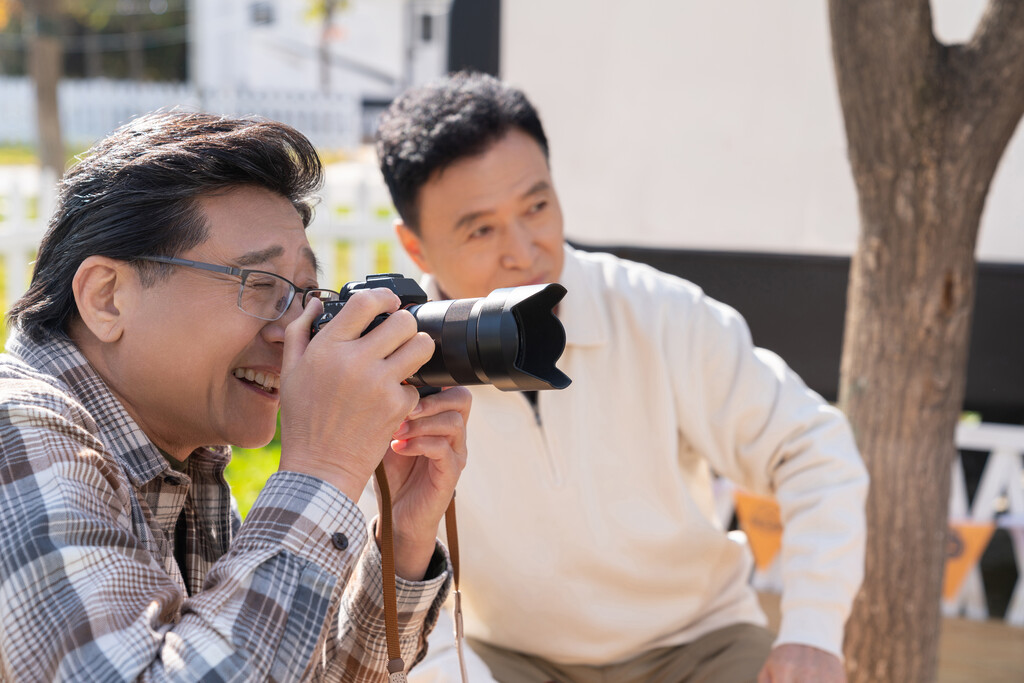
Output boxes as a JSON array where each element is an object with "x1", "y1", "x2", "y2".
[
  {"x1": 500, "y1": 223, "x2": 534, "y2": 269},
  {"x1": 262, "y1": 292, "x2": 306, "y2": 343}
]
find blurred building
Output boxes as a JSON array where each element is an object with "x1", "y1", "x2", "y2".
[
  {"x1": 0, "y1": 0, "x2": 457, "y2": 149},
  {"x1": 191, "y1": 0, "x2": 452, "y2": 129}
]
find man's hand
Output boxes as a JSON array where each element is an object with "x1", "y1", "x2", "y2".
[
  {"x1": 278, "y1": 290, "x2": 435, "y2": 501},
  {"x1": 758, "y1": 644, "x2": 845, "y2": 683},
  {"x1": 377, "y1": 386, "x2": 471, "y2": 580}
]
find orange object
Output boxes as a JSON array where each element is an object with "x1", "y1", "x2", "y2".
[
  {"x1": 943, "y1": 522, "x2": 996, "y2": 602},
  {"x1": 733, "y1": 490, "x2": 783, "y2": 571}
]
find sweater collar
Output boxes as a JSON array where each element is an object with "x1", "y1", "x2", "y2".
[{"x1": 556, "y1": 243, "x2": 608, "y2": 348}]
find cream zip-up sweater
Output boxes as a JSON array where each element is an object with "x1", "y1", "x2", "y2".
[{"x1": 424, "y1": 245, "x2": 867, "y2": 666}]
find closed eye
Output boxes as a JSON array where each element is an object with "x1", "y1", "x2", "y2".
[{"x1": 245, "y1": 274, "x2": 279, "y2": 289}]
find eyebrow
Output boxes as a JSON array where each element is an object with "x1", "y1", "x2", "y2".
[
  {"x1": 234, "y1": 246, "x2": 321, "y2": 274},
  {"x1": 452, "y1": 180, "x2": 553, "y2": 233},
  {"x1": 522, "y1": 180, "x2": 552, "y2": 199},
  {"x1": 454, "y1": 209, "x2": 492, "y2": 233}
]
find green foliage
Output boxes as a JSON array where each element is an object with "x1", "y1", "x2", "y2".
[
  {"x1": 0, "y1": 145, "x2": 37, "y2": 165},
  {"x1": 225, "y1": 440, "x2": 279, "y2": 520},
  {"x1": 0, "y1": 0, "x2": 188, "y2": 81},
  {"x1": 0, "y1": 143, "x2": 88, "y2": 168}
]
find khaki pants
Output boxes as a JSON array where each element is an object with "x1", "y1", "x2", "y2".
[{"x1": 468, "y1": 623, "x2": 773, "y2": 683}]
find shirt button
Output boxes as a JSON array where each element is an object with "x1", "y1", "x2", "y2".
[{"x1": 331, "y1": 532, "x2": 349, "y2": 551}]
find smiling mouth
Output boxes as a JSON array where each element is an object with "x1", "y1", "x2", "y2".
[{"x1": 232, "y1": 368, "x2": 280, "y2": 395}]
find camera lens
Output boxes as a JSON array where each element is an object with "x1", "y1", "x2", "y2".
[{"x1": 407, "y1": 283, "x2": 571, "y2": 391}]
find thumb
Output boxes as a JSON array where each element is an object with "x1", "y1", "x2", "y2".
[{"x1": 283, "y1": 297, "x2": 324, "y2": 378}]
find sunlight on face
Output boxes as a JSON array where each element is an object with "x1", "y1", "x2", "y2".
[
  {"x1": 117, "y1": 186, "x2": 318, "y2": 455},
  {"x1": 401, "y1": 128, "x2": 566, "y2": 299}
]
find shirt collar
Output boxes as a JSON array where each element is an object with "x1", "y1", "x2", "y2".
[{"x1": 5, "y1": 331, "x2": 228, "y2": 488}]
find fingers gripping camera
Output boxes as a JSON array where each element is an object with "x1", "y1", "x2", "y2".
[{"x1": 311, "y1": 274, "x2": 572, "y2": 392}]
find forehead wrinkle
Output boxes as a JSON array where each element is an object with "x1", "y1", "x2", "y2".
[{"x1": 452, "y1": 179, "x2": 549, "y2": 233}]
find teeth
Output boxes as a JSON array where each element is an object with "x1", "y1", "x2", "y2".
[{"x1": 233, "y1": 368, "x2": 279, "y2": 392}]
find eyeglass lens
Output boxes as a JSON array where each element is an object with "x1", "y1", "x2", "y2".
[
  {"x1": 238, "y1": 271, "x2": 296, "y2": 320},
  {"x1": 302, "y1": 289, "x2": 340, "y2": 307}
]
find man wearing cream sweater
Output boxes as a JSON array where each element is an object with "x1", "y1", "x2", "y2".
[{"x1": 375, "y1": 72, "x2": 869, "y2": 683}]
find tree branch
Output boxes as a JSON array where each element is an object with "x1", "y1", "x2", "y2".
[
  {"x1": 829, "y1": 0, "x2": 940, "y2": 170},
  {"x1": 959, "y1": 0, "x2": 1024, "y2": 153}
]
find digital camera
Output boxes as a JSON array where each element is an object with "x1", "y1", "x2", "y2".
[{"x1": 311, "y1": 273, "x2": 571, "y2": 392}]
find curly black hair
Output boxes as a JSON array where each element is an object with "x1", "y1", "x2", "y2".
[{"x1": 375, "y1": 71, "x2": 549, "y2": 232}]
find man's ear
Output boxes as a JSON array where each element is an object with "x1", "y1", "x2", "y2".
[
  {"x1": 395, "y1": 221, "x2": 432, "y2": 274},
  {"x1": 72, "y1": 256, "x2": 137, "y2": 343}
]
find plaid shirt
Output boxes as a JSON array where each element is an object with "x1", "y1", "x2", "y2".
[{"x1": 0, "y1": 332, "x2": 450, "y2": 682}]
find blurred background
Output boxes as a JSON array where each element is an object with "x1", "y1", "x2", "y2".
[
  {"x1": 1, "y1": 0, "x2": 1020, "y2": 420},
  {"x1": 0, "y1": 0, "x2": 1022, "y2": 648}
]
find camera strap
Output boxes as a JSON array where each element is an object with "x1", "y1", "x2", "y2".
[
  {"x1": 375, "y1": 465, "x2": 468, "y2": 683},
  {"x1": 443, "y1": 492, "x2": 471, "y2": 683}
]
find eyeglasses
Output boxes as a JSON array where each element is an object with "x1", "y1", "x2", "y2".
[{"x1": 135, "y1": 255, "x2": 340, "y2": 321}]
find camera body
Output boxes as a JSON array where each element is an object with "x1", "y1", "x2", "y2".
[
  {"x1": 311, "y1": 273, "x2": 427, "y2": 337},
  {"x1": 310, "y1": 273, "x2": 570, "y2": 392}
]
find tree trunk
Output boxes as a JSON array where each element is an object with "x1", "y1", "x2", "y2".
[
  {"x1": 84, "y1": 30, "x2": 101, "y2": 79},
  {"x1": 26, "y1": 0, "x2": 64, "y2": 178},
  {"x1": 319, "y1": 0, "x2": 338, "y2": 93},
  {"x1": 126, "y1": 10, "x2": 145, "y2": 81},
  {"x1": 829, "y1": 1, "x2": 1024, "y2": 681}
]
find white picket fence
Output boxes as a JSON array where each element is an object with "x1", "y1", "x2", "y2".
[
  {"x1": 0, "y1": 164, "x2": 419, "y2": 324},
  {"x1": 0, "y1": 77, "x2": 362, "y2": 151}
]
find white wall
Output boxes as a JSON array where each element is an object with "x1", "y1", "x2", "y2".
[{"x1": 502, "y1": 0, "x2": 1024, "y2": 263}]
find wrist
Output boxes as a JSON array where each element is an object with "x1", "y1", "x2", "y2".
[
  {"x1": 375, "y1": 525, "x2": 438, "y2": 581},
  {"x1": 278, "y1": 451, "x2": 372, "y2": 503}
]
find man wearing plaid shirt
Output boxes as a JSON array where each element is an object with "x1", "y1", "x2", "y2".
[{"x1": 0, "y1": 112, "x2": 470, "y2": 681}]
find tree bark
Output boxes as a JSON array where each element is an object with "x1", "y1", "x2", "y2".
[
  {"x1": 829, "y1": 1, "x2": 1024, "y2": 681},
  {"x1": 25, "y1": 0, "x2": 65, "y2": 178}
]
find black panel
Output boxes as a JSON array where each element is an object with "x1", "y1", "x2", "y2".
[
  {"x1": 574, "y1": 242, "x2": 1024, "y2": 422},
  {"x1": 447, "y1": 0, "x2": 501, "y2": 75}
]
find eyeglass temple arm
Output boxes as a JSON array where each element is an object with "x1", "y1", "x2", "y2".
[{"x1": 140, "y1": 256, "x2": 243, "y2": 278}]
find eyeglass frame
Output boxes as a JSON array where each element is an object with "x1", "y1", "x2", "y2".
[{"x1": 134, "y1": 255, "x2": 339, "y2": 321}]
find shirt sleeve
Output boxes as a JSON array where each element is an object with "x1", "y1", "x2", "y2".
[
  {"x1": 0, "y1": 396, "x2": 450, "y2": 682},
  {"x1": 670, "y1": 290, "x2": 869, "y2": 658}
]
